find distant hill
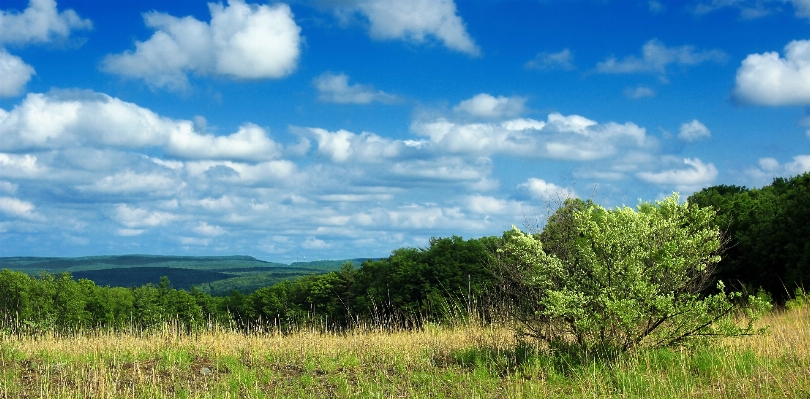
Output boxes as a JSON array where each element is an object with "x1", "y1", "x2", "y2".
[
  {"x1": 0, "y1": 255, "x2": 287, "y2": 273},
  {"x1": 0, "y1": 255, "x2": 373, "y2": 295}
]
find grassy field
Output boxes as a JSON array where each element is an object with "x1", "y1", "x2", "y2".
[{"x1": 1, "y1": 306, "x2": 808, "y2": 398}]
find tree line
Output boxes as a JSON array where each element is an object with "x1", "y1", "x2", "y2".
[{"x1": 0, "y1": 235, "x2": 498, "y2": 333}]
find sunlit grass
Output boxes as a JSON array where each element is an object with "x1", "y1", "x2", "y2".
[{"x1": 1, "y1": 306, "x2": 808, "y2": 398}]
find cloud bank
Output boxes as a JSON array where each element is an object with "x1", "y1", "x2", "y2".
[{"x1": 314, "y1": 72, "x2": 398, "y2": 104}]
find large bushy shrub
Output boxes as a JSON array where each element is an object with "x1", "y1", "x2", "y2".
[{"x1": 492, "y1": 193, "x2": 764, "y2": 356}]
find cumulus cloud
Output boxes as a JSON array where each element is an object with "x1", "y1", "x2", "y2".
[
  {"x1": 733, "y1": 39, "x2": 810, "y2": 106},
  {"x1": 113, "y1": 204, "x2": 177, "y2": 229},
  {"x1": 453, "y1": 93, "x2": 527, "y2": 118},
  {"x1": 185, "y1": 159, "x2": 298, "y2": 185},
  {"x1": 637, "y1": 157, "x2": 718, "y2": 191},
  {"x1": 624, "y1": 85, "x2": 656, "y2": 99},
  {"x1": 313, "y1": 72, "x2": 398, "y2": 104},
  {"x1": 193, "y1": 221, "x2": 225, "y2": 236},
  {"x1": 464, "y1": 194, "x2": 514, "y2": 215},
  {"x1": 79, "y1": 170, "x2": 185, "y2": 196},
  {"x1": 518, "y1": 178, "x2": 577, "y2": 202},
  {"x1": 115, "y1": 228, "x2": 145, "y2": 237},
  {"x1": 0, "y1": 0, "x2": 92, "y2": 45},
  {"x1": 0, "y1": 91, "x2": 282, "y2": 161},
  {"x1": 101, "y1": 0, "x2": 301, "y2": 90},
  {"x1": 525, "y1": 49, "x2": 575, "y2": 71},
  {"x1": 307, "y1": 127, "x2": 415, "y2": 163},
  {"x1": 412, "y1": 112, "x2": 650, "y2": 161},
  {"x1": 678, "y1": 119, "x2": 711, "y2": 141},
  {"x1": 746, "y1": 155, "x2": 810, "y2": 185},
  {"x1": 0, "y1": 153, "x2": 47, "y2": 178},
  {"x1": 389, "y1": 157, "x2": 489, "y2": 182},
  {"x1": 596, "y1": 39, "x2": 726, "y2": 77},
  {"x1": 332, "y1": 0, "x2": 479, "y2": 56},
  {"x1": 301, "y1": 236, "x2": 330, "y2": 249},
  {"x1": 0, "y1": 196, "x2": 43, "y2": 220},
  {"x1": 0, "y1": 49, "x2": 35, "y2": 97}
]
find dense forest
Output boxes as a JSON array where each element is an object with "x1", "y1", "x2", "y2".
[
  {"x1": 1, "y1": 172, "x2": 807, "y2": 334},
  {"x1": 0, "y1": 236, "x2": 496, "y2": 333},
  {"x1": 688, "y1": 172, "x2": 810, "y2": 300}
]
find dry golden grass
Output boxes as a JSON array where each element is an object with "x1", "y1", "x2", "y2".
[{"x1": 1, "y1": 307, "x2": 808, "y2": 398}]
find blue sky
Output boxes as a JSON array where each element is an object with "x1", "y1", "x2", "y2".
[{"x1": 1, "y1": 0, "x2": 808, "y2": 262}]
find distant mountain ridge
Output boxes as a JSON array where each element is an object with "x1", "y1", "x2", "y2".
[{"x1": 0, "y1": 255, "x2": 374, "y2": 295}]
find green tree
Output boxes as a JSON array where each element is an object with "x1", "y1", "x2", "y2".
[
  {"x1": 689, "y1": 173, "x2": 810, "y2": 300},
  {"x1": 492, "y1": 193, "x2": 762, "y2": 356}
]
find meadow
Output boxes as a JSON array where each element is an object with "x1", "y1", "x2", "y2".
[{"x1": 1, "y1": 304, "x2": 807, "y2": 398}]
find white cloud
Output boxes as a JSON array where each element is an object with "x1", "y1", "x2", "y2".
[
  {"x1": 101, "y1": 0, "x2": 301, "y2": 90},
  {"x1": 623, "y1": 85, "x2": 656, "y2": 99},
  {"x1": 301, "y1": 236, "x2": 330, "y2": 249},
  {"x1": 412, "y1": 118, "x2": 535, "y2": 156},
  {"x1": 334, "y1": 0, "x2": 479, "y2": 56},
  {"x1": 637, "y1": 158, "x2": 718, "y2": 191},
  {"x1": 193, "y1": 221, "x2": 225, "y2": 237},
  {"x1": 308, "y1": 127, "x2": 407, "y2": 163},
  {"x1": 0, "y1": 91, "x2": 282, "y2": 161},
  {"x1": 525, "y1": 49, "x2": 575, "y2": 71},
  {"x1": 389, "y1": 157, "x2": 488, "y2": 182},
  {"x1": 113, "y1": 204, "x2": 177, "y2": 228},
  {"x1": 746, "y1": 155, "x2": 810, "y2": 185},
  {"x1": 412, "y1": 112, "x2": 649, "y2": 161},
  {"x1": 168, "y1": 123, "x2": 282, "y2": 161},
  {"x1": 0, "y1": 196, "x2": 43, "y2": 220},
  {"x1": 318, "y1": 193, "x2": 393, "y2": 202},
  {"x1": 466, "y1": 194, "x2": 506, "y2": 214},
  {"x1": 596, "y1": 39, "x2": 726, "y2": 76},
  {"x1": 185, "y1": 159, "x2": 299, "y2": 185},
  {"x1": 733, "y1": 39, "x2": 810, "y2": 106},
  {"x1": 0, "y1": 153, "x2": 47, "y2": 178},
  {"x1": 453, "y1": 93, "x2": 527, "y2": 118},
  {"x1": 518, "y1": 178, "x2": 577, "y2": 202},
  {"x1": 115, "y1": 228, "x2": 145, "y2": 237},
  {"x1": 792, "y1": 0, "x2": 810, "y2": 19},
  {"x1": 0, "y1": 0, "x2": 92, "y2": 45},
  {"x1": 678, "y1": 119, "x2": 711, "y2": 141},
  {"x1": 313, "y1": 72, "x2": 397, "y2": 104},
  {"x1": 0, "y1": 49, "x2": 35, "y2": 97},
  {"x1": 79, "y1": 170, "x2": 184, "y2": 195}
]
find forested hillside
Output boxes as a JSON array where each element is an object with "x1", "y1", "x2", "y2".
[
  {"x1": 688, "y1": 172, "x2": 810, "y2": 300},
  {"x1": 0, "y1": 255, "x2": 367, "y2": 294}
]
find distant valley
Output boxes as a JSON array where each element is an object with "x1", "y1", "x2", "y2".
[{"x1": 0, "y1": 255, "x2": 371, "y2": 296}]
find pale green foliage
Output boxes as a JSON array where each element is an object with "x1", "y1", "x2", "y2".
[
  {"x1": 494, "y1": 193, "x2": 761, "y2": 355},
  {"x1": 786, "y1": 287, "x2": 809, "y2": 310}
]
